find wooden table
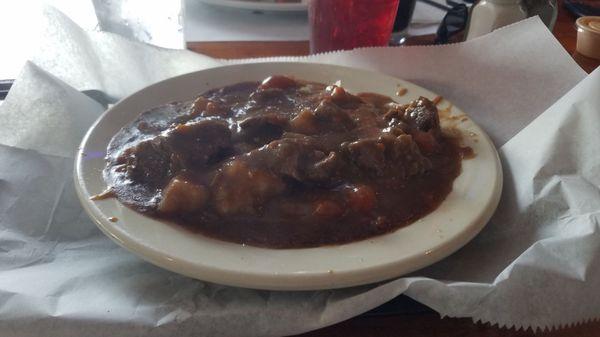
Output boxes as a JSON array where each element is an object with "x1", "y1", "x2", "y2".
[
  {"x1": 188, "y1": 0, "x2": 599, "y2": 73},
  {"x1": 188, "y1": 2, "x2": 599, "y2": 336}
]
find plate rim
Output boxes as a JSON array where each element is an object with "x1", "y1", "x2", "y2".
[
  {"x1": 197, "y1": 0, "x2": 308, "y2": 12},
  {"x1": 74, "y1": 62, "x2": 503, "y2": 290}
]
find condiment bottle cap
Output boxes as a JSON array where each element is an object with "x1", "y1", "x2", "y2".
[{"x1": 576, "y1": 16, "x2": 600, "y2": 60}]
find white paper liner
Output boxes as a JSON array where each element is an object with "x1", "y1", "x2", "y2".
[{"x1": 1, "y1": 6, "x2": 599, "y2": 335}]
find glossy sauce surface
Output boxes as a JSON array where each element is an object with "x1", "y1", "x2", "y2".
[{"x1": 104, "y1": 76, "x2": 464, "y2": 248}]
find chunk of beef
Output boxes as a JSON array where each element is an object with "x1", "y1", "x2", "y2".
[
  {"x1": 325, "y1": 85, "x2": 363, "y2": 109},
  {"x1": 257, "y1": 138, "x2": 305, "y2": 180},
  {"x1": 402, "y1": 98, "x2": 442, "y2": 153},
  {"x1": 165, "y1": 119, "x2": 232, "y2": 167},
  {"x1": 245, "y1": 87, "x2": 296, "y2": 115},
  {"x1": 120, "y1": 119, "x2": 231, "y2": 187},
  {"x1": 240, "y1": 113, "x2": 289, "y2": 131},
  {"x1": 313, "y1": 100, "x2": 356, "y2": 131},
  {"x1": 249, "y1": 88, "x2": 286, "y2": 103},
  {"x1": 238, "y1": 113, "x2": 289, "y2": 145},
  {"x1": 305, "y1": 151, "x2": 341, "y2": 182},
  {"x1": 251, "y1": 137, "x2": 343, "y2": 186},
  {"x1": 345, "y1": 138, "x2": 385, "y2": 176},
  {"x1": 402, "y1": 97, "x2": 440, "y2": 134},
  {"x1": 211, "y1": 137, "x2": 343, "y2": 215},
  {"x1": 384, "y1": 97, "x2": 440, "y2": 134},
  {"x1": 232, "y1": 142, "x2": 257, "y2": 155},
  {"x1": 385, "y1": 119, "x2": 411, "y2": 135},
  {"x1": 344, "y1": 134, "x2": 430, "y2": 179},
  {"x1": 211, "y1": 160, "x2": 285, "y2": 215},
  {"x1": 383, "y1": 97, "x2": 442, "y2": 153},
  {"x1": 120, "y1": 138, "x2": 182, "y2": 188},
  {"x1": 382, "y1": 134, "x2": 431, "y2": 176}
]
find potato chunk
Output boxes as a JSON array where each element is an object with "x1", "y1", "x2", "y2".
[
  {"x1": 158, "y1": 175, "x2": 209, "y2": 213},
  {"x1": 290, "y1": 109, "x2": 319, "y2": 135},
  {"x1": 212, "y1": 160, "x2": 285, "y2": 215}
]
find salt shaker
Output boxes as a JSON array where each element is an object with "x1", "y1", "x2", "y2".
[{"x1": 465, "y1": 0, "x2": 528, "y2": 40}]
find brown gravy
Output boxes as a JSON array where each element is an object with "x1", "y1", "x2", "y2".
[{"x1": 103, "y1": 76, "x2": 464, "y2": 248}]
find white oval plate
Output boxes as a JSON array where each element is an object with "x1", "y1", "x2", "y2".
[
  {"x1": 198, "y1": 0, "x2": 307, "y2": 12},
  {"x1": 75, "y1": 62, "x2": 502, "y2": 290}
]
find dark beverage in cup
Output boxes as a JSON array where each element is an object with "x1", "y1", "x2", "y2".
[{"x1": 309, "y1": 0, "x2": 401, "y2": 54}]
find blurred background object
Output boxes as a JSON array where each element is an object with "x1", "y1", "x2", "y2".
[
  {"x1": 575, "y1": 16, "x2": 600, "y2": 59},
  {"x1": 182, "y1": 0, "x2": 457, "y2": 48},
  {"x1": 0, "y1": 0, "x2": 183, "y2": 80},
  {"x1": 564, "y1": 0, "x2": 600, "y2": 17},
  {"x1": 466, "y1": 0, "x2": 528, "y2": 40},
  {"x1": 195, "y1": 0, "x2": 308, "y2": 11},
  {"x1": 0, "y1": 0, "x2": 594, "y2": 89},
  {"x1": 92, "y1": 0, "x2": 183, "y2": 48},
  {"x1": 434, "y1": 3, "x2": 469, "y2": 43},
  {"x1": 525, "y1": 0, "x2": 558, "y2": 28},
  {"x1": 466, "y1": 0, "x2": 558, "y2": 40},
  {"x1": 308, "y1": 0, "x2": 400, "y2": 53},
  {"x1": 393, "y1": 0, "x2": 418, "y2": 32}
]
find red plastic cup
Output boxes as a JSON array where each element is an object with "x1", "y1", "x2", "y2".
[{"x1": 308, "y1": 0, "x2": 401, "y2": 54}]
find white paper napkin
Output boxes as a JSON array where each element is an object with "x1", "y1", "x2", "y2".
[{"x1": 1, "y1": 6, "x2": 598, "y2": 336}]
